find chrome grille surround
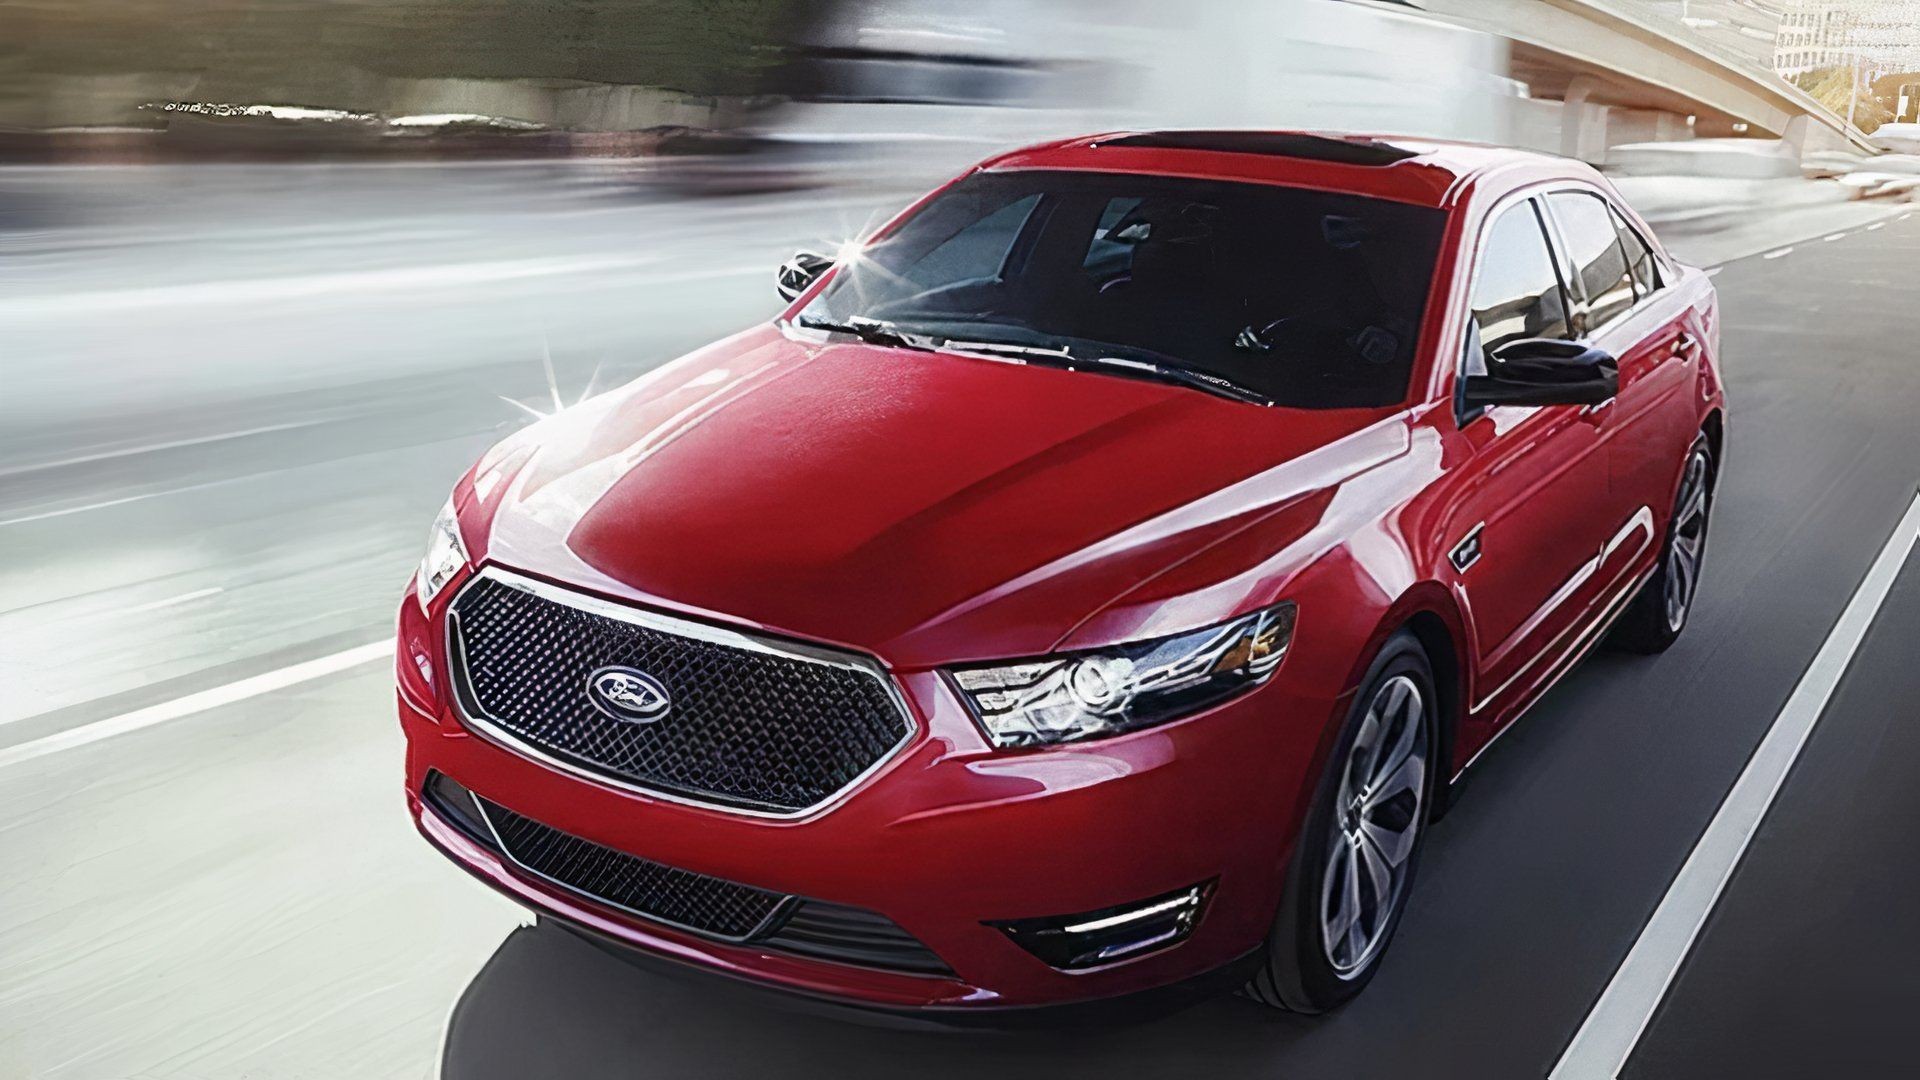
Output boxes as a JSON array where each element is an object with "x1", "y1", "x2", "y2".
[{"x1": 444, "y1": 567, "x2": 915, "y2": 818}]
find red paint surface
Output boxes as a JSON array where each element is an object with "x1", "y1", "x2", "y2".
[{"x1": 401, "y1": 133, "x2": 1725, "y2": 1009}]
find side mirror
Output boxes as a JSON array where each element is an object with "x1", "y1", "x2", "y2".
[
  {"x1": 776, "y1": 250, "x2": 834, "y2": 302},
  {"x1": 1463, "y1": 338, "x2": 1618, "y2": 409}
]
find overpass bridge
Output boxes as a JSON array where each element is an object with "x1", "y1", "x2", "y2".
[{"x1": 1375, "y1": 0, "x2": 1878, "y2": 158}]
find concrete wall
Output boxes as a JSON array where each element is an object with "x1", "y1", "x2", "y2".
[
  {"x1": 5, "y1": 70, "x2": 734, "y2": 132},
  {"x1": 10, "y1": 0, "x2": 1765, "y2": 167},
  {"x1": 1124, "y1": 0, "x2": 1529, "y2": 144},
  {"x1": 382, "y1": 79, "x2": 728, "y2": 129},
  {"x1": 1116, "y1": 0, "x2": 1697, "y2": 166}
]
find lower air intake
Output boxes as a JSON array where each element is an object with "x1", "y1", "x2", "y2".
[
  {"x1": 478, "y1": 795, "x2": 788, "y2": 940},
  {"x1": 421, "y1": 774, "x2": 952, "y2": 976}
]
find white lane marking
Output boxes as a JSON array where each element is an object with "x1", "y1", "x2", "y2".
[
  {"x1": 0, "y1": 254, "x2": 656, "y2": 316},
  {"x1": 0, "y1": 475, "x2": 243, "y2": 527},
  {"x1": 0, "y1": 640, "x2": 392, "y2": 771},
  {"x1": 119, "y1": 586, "x2": 224, "y2": 615},
  {"x1": 1868, "y1": 221, "x2": 1887, "y2": 231},
  {"x1": 0, "y1": 259, "x2": 766, "y2": 319},
  {"x1": 1762, "y1": 246, "x2": 1794, "y2": 260},
  {"x1": 1823, "y1": 232, "x2": 1847, "y2": 242},
  {"x1": 0, "y1": 420, "x2": 324, "y2": 480},
  {"x1": 1551, "y1": 490, "x2": 1920, "y2": 1080},
  {"x1": 0, "y1": 423, "x2": 550, "y2": 528}
]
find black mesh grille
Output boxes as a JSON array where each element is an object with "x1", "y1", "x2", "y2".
[
  {"x1": 449, "y1": 575, "x2": 911, "y2": 813},
  {"x1": 478, "y1": 796, "x2": 787, "y2": 939},
  {"x1": 763, "y1": 900, "x2": 954, "y2": 976},
  {"x1": 424, "y1": 773, "x2": 952, "y2": 975}
]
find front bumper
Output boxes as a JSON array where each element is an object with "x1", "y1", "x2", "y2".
[{"x1": 398, "y1": 586, "x2": 1344, "y2": 1012}]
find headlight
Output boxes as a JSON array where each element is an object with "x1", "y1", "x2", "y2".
[
  {"x1": 415, "y1": 500, "x2": 469, "y2": 610},
  {"x1": 948, "y1": 603, "x2": 1296, "y2": 749}
]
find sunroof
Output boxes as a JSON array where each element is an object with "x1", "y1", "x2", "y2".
[{"x1": 1094, "y1": 131, "x2": 1419, "y2": 166}]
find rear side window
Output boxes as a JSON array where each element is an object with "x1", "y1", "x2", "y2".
[
  {"x1": 1548, "y1": 191, "x2": 1637, "y2": 333},
  {"x1": 1469, "y1": 200, "x2": 1569, "y2": 360},
  {"x1": 1610, "y1": 205, "x2": 1661, "y2": 297}
]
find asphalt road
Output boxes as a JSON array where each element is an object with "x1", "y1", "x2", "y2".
[
  {"x1": 2, "y1": 164, "x2": 1917, "y2": 1079},
  {"x1": 0, "y1": 163, "x2": 901, "y2": 729}
]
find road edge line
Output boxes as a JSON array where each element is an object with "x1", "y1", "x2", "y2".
[
  {"x1": 0, "y1": 640, "x2": 393, "y2": 771},
  {"x1": 1549, "y1": 490, "x2": 1920, "y2": 1079}
]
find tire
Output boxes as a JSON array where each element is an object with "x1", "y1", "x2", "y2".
[
  {"x1": 1245, "y1": 632, "x2": 1438, "y2": 1012},
  {"x1": 1611, "y1": 435, "x2": 1714, "y2": 655}
]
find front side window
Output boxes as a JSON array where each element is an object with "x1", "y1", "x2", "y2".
[
  {"x1": 1548, "y1": 191, "x2": 1637, "y2": 333},
  {"x1": 1468, "y1": 200, "x2": 1569, "y2": 364},
  {"x1": 798, "y1": 170, "x2": 1448, "y2": 409}
]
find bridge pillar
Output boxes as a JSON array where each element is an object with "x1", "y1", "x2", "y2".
[
  {"x1": 1782, "y1": 114, "x2": 1811, "y2": 159},
  {"x1": 1561, "y1": 75, "x2": 1605, "y2": 163}
]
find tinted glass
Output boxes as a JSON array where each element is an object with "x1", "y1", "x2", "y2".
[
  {"x1": 799, "y1": 171, "x2": 1448, "y2": 409},
  {"x1": 1549, "y1": 191, "x2": 1637, "y2": 332},
  {"x1": 1610, "y1": 204, "x2": 1660, "y2": 297},
  {"x1": 1469, "y1": 200, "x2": 1569, "y2": 363},
  {"x1": 902, "y1": 193, "x2": 1040, "y2": 288}
]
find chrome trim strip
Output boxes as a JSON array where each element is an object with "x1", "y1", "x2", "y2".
[
  {"x1": 1061, "y1": 887, "x2": 1205, "y2": 935},
  {"x1": 468, "y1": 794, "x2": 795, "y2": 943},
  {"x1": 1455, "y1": 561, "x2": 1655, "y2": 780},
  {"x1": 1605, "y1": 505, "x2": 1657, "y2": 559},
  {"x1": 444, "y1": 566, "x2": 917, "y2": 821},
  {"x1": 1471, "y1": 506, "x2": 1654, "y2": 714}
]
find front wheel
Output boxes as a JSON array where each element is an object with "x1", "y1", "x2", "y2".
[
  {"x1": 1612, "y1": 435, "x2": 1714, "y2": 654},
  {"x1": 1245, "y1": 633, "x2": 1436, "y2": 1012}
]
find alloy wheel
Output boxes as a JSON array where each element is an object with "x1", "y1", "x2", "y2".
[
  {"x1": 1320, "y1": 674, "x2": 1428, "y2": 978},
  {"x1": 1664, "y1": 448, "x2": 1712, "y2": 632}
]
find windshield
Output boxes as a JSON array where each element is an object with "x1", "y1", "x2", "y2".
[{"x1": 797, "y1": 169, "x2": 1447, "y2": 409}]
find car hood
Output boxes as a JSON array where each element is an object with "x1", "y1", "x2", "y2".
[{"x1": 474, "y1": 325, "x2": 1409, "y2": 667}]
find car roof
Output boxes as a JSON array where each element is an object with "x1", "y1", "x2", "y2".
[{"x1": 976, "y1": 130, "x2": 1587, "y2": 210}]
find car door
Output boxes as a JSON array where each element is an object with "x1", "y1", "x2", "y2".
[
  {"x1": 1542, "y1": 190, "x2": 1691, "y2": 580},
  {"x1": 1443, "y1": 196, "x2": 1617, "y2": 728}
]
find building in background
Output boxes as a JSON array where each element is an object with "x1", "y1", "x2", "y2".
[
  {"x1": 1776, "y1": 0, "x2": 1862, "y2": 78},
  {"x1": 1850, "y1": 0, "x2": 1920, "y2": 73},
  {"x1": 1776, "y1": 0, "x2": 1920, "y2": 79}
]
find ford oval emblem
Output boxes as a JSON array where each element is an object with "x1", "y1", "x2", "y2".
[{"x1": 586, "y1": 666, "x2": 672, "y2": 723}]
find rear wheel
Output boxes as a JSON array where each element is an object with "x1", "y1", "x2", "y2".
[
  {"x1": 1246, "y1": 633, "x2": 1435, "y2": 1012},
  {"x1": 1613, "y1": 435, "x2": 1714, "y2": 654}
]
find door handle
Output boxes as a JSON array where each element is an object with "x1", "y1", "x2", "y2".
[{"x1": 1672, "y1": 332, "x2": 1699, "y2": 359}]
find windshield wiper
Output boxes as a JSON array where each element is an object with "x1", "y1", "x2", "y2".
[
  {"x1": 940, "y1": 338, "x2": 1077, "y2": 363},
  {"x1": 808, "y1": 324, "x2": 1272, "y2": 406},
  {"x1": 948, "y1": 338, "x2": 1271, "y2": 406},
  {"x1": 1080, "y1": 355, "x2": 1273, "y2": 406},
  {"x1": 795, "y1": 315, "x2": 936, "y2": 351}
]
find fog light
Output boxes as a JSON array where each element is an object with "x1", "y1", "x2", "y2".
[{"x1": 991, "y1": 881, "x2": 1213, "y2": 970}]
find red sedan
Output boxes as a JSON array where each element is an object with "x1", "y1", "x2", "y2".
[{"x1": 397, "y1": 131, "x2": 1723, "y2": 1017}]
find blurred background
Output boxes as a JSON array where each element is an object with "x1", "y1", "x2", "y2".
[{"x1": 5, "y1": 2, "x2": 1920, "y2": 1078}]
